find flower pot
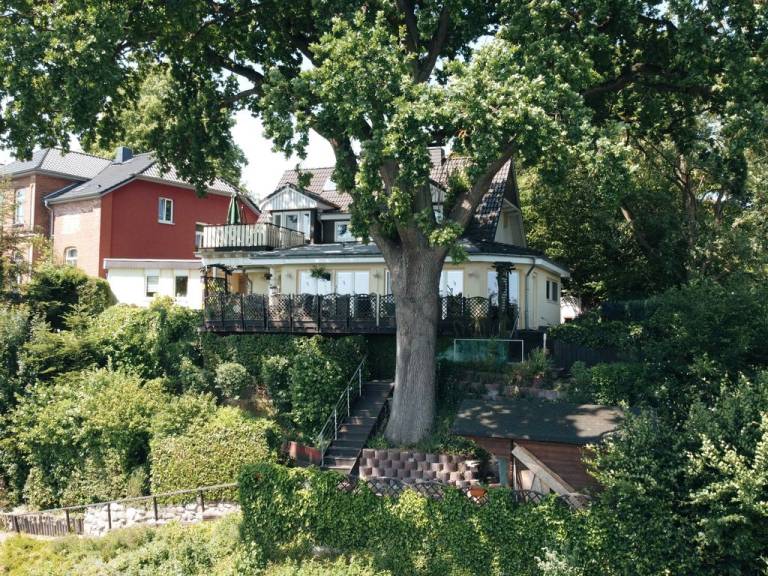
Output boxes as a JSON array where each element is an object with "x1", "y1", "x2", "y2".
[{"x1": 469, "y1": 486, "x2": 487, "y2": 499}]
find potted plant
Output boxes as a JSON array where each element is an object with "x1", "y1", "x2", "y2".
[{"x1": 310, "y1": 266, "x2": 331, "y2": 282}]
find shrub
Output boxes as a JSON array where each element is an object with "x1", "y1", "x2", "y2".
[
  {"x1": 239, "y1": 462, "x2": 574, "y2": 575},
  {"x1": 151, "y1": 407, "x2": 280, "y2": 498},
  {"x1": 0, "y1": 304, "x2": 30, "y2": 412},
  {"x1": 261, "y1": 355, "x2": 292, "y2": 413},
  {"x1": 24, "y1": 263, "x2": 113, "y2": 329},
  {"x1": 214, "y1": 361, "x2": 250, "y2": 399}
]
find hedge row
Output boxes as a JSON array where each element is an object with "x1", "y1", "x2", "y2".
[{"x1": 239, "y1": 462, "x2": 576, "y2": 576}]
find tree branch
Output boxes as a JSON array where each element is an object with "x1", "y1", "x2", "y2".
[
  {"x1": 396, "y1": 0, "x2": 420, "y2": 54},
  {"x1": 415, "y1": 4, "x2": 450, "y2": 83},
  {"x1": 448, "y1": 142, "x2": 517, "y2": 229}
]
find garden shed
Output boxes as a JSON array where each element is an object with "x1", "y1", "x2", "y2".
[{"x1": 451, "y1": 399, "x2": 624, "y2": 495}]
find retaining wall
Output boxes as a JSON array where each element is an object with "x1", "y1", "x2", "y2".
[{"x1": 358, "y1": 449, "x2": 480, "y2": 489}]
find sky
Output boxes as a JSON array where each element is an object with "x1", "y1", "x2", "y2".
[{"x1": 0, "y1": 111, "x2": 337, "y2": 202}]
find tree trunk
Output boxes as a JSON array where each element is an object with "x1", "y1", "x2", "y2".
[{"x1": 384, "y1": 247, "x2": 444, "y2": 445}]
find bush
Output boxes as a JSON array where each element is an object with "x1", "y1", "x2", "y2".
[
  {"x1": 0, "y1": 304, "x2": 30, "y2": 413},
  {"x1": 24, "y1": 263, "x2": 113, "y2": 329},
  {"x1": 239, "y1": 462, "x2": 574, "y2": 575},
  {"x1": 214, "y1": 362, "x2": 250, "y2": 399},
  {"x1": 151, "y1": 408, "x2": 280, "y2": 498}
]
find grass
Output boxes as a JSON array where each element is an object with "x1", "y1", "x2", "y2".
[{"x1": 0, "y1": 515, "x2": 388, "y2": 576}]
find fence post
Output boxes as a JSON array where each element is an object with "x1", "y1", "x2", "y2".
[
  {"x1": 65, "y1": 509, "x2": 71, "y2": 534},
  {"x1": 288, "y1": 296, "x2": 294, "y2": 332},
  {"x1": 240, "y1": 293, "x2": 246, "y2": 331},
  {"x1": 198, "y1": 490, "x2": 205, "y2": 514},
  {"x1": 375, "y1": 293, "x2": 380, "y2": 327},
  {"x1": 12, "y1": 514, "x2": 19, "y2": 533},
  {"x1": 106, "y1": 502, "x2": 112, "y2": 531},
  {"x1": 316, "y1": 294, "x2": 322, "y2": 332},
  {"x1": 263, "y1": 295, "x2": 268, "y2": 330},
  {"x1": 153, "y1": 497, "x2": 159, "y2": 522}
]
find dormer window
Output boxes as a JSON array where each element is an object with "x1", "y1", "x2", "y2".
[{"x1": 335, "y1": 222, "x2": 355, "y2": 242}]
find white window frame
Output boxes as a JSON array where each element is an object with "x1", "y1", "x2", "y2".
[
  {"x1": 145, "y1": 270, "x2": 160, "y2": 298},
  {"x1": 194, "y1": 223, "x2": 206, "y2": 249},
  {"x1": 299, "y1": 270, "x2": 332, "y2": 295},
  {"x1": 64, "y1": 247, "x2": 78, "y2": 267},
  {"x1": 335, "y1": 271, "x2": 370, "y2": 295},
  {"x1": 14, "y1": 188, "x2": 26, "y2": 225},
  {"x1": 439, "y1": 270, "x2": 463, "y2": 296},
  {"x1": 546, "y1": 279, "x2": 559, "y2": 302},
  {"x1": 487, "y1": 270, "x2": 520, "y2": 305},
  {"x1": 174, "y1": 272, "x2": 189, "y2": 298},
  {"x1": 158, "y1": 197, "x2": 174, "y2": 224},
  {"x1": 334, "y1": 221, "x2": 355, "y2": 242}
]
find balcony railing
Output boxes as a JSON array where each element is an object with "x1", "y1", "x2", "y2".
[
  {"x1": 200, "y1": 223, "x2": 306, "y2": 251},
  {"x1": 202, "y1": 292, "x2": 518, "y2": 336}
]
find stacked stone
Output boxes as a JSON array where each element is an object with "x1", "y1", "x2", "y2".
[
  {"x1": 358, "y1": 449, "x2": 480, "y2": 489},
  {"x1": 82, "y1": 501, "x2": 240, "y2": 536}
]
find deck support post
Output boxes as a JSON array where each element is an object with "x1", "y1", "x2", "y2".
[{"x1": 497, "y1": 456, "x2": 510, "y2": 487}]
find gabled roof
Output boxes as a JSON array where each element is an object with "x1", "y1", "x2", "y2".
[
  {"x1": 1, "y1": 148, "x2": 112, "y2": 180},
  {"x1": 46, "y1": 152, "x2": 239, "y2": 204},
  {"x1": 274, "y1": 155, "x2": 516, "y2": 242},
  {"x1": 276, "y1": 167, "x2": 351, "y2": 210},
  {"x1": 261, "y1": 182, "x2": 340, "y2": 210},
  {"x1": 452, "y1": 399, "x2": 625, "y2": 445}
]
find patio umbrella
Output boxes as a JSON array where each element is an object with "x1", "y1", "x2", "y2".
[{"x1": 226, "y1": 194, "x2": 243, "y2": 225}]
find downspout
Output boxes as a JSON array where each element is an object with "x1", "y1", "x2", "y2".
[{"x1": 524, "y1": 257, "x2": 536, "y2": 329}]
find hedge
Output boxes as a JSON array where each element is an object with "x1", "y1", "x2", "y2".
[
  {"x1": 151, "y1": 408, "x2": 280, "y2": 499},
  {"x1": 239, "y1": 462, "x2": 577, "y2": 575}
]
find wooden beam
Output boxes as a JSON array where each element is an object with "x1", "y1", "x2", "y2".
[{"x1": 511, "y1": 444, "x2": 585, "y2": 508}]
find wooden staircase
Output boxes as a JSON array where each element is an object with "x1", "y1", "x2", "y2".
[{"x1": 322, "y1": 381, "x2": 392, "y2": 474}]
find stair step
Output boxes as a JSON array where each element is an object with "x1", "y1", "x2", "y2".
[
  {"x1": 323, "y1": 456, "x2": 358, "y2": 467},
  {"x1": 327, "y1": 446, "x2": 362, "y2": 457},
  {"x1": 330, "y1": 438, "x2": 368, "y2": 448}
]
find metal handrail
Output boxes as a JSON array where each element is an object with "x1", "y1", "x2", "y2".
[{"x1": 315, "y1": 355, "x2": 367, "y2": 466}]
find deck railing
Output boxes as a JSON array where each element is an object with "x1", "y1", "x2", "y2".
[
  {"x1": 200, "y1": 223, "x2": 306, "y2": 250},
  {"x1": 203, "y1": 292, "x2": 518, "y2": 336}
]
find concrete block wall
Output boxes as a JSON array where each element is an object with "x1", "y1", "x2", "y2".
[{"x1": 358, "y1": 449, "x2": 480, "y2": 489}]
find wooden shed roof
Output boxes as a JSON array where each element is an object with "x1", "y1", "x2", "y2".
[{"x1": 451, "y1": 398, "x2": 625, "y2": 445}]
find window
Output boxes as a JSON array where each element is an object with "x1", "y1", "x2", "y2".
[
  {"x1": 194, "y1": 223, "x2": 205, "y2": 249},
  {"x1": 145, "y1": 271, "x2": 160, "y2": 297},
  {"x1": 64, "y1": 247, "x2": 78, "y2": 267},
  {"x1": 335, "y1": 222, "x2": 355, "y2": 242},
  {"x1": 158, "y1": 198, "x2": 173, "y2": 224},
  {"x1": 433, "y1": 204, "x2": 444, "y2": 223},
  {"x1": 14, "y1": 188, "x2": 25, "y2": 225},
  {"x1": 439, "y1": 270, "x2": 463, "y2": 296},
  {"x1": 275, "y1": 211, "x2": 311, "y2": 236},
  {"x1": 487, "y1": 270, "x2": 520, "y2": 305},
  {"x1": 175, "y1": 274, "x2": 188, "y2": 298},
  {"x1": 299, "y1": 271, "x2": 332, "y2": 295},
  {"x1": 546, "y1": 279, "x2": 559, "y2": 302},
  {"x1": 336, "y1": 271, "x2": 370, "y2": 295}
]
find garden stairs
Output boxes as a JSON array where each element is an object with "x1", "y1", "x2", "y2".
[{"x1": 322, "y1": 381, "x2": 393, "y2": 474}]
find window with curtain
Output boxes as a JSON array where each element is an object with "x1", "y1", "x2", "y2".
[{"x1": 64, "y1": 247, "x2": 78, "y2": 267}]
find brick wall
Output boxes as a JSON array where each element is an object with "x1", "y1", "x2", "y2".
[{"x1": 51, "y1": 199, "x2": 103, "y2": 277}]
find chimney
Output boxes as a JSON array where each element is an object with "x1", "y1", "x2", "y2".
[
  {"x1": 114, "y1": 146, "x2": 133, "y2": 164},
  {"x1": 428, "y1": 146, "x2": 445, "y2": 168}
]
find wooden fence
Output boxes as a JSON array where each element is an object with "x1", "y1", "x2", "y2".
[
  {"x1": 0, "y1": 482, "x2": 237, "y2": 538},
  {"x1": 551, "y1": 340, "x2": 618, "y2": 372}
]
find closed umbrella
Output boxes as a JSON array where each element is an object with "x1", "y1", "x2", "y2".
[{"x1": 226, "y1": 194, "x2": 242, "y2": 225}]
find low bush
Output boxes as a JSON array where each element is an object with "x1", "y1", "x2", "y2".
[
  {"x1": 214, "y1": 361, "x2": 251, "y2": 398},
  {"x1": 239, "y1": 462, "x2": 574, "y2": 575},
  {"x1": 151, "y1": 407, "x2": 280, "y2": 498}
]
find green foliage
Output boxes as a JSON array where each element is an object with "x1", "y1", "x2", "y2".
[
  {"x1": 24, "y1": 264, "x2": 113, "y2": 329},
  {"x1": 151, "y1": 407, "x2": 280, "y2": 498},
  {"x1": 0, "y1": 514, "x2": 389, "y2": 576},
  {"x1": 239, "y1": 462, "x2": 574, "y2": 576},
  {"x1": 214, "y1": 362, "x2": 250, "y2": 399},
  {"x1": 205, "y1": 334, "x2": 364, "y2": 437},
  {"x1": 0, "y1": 304, "x2": 30, "y2": 413}
]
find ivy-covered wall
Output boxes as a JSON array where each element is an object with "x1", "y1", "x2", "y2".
[{"x1": 239, "y1": 462, "x2": 575, "y2": 576}]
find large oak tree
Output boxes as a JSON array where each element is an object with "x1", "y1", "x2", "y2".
[{"x1": 0, "y1": 1, "x2": 765, "y2": 443}]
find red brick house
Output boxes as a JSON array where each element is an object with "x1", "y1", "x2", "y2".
[{"x1": 2, "y1": 147, "x2": 259, "y2": 308}]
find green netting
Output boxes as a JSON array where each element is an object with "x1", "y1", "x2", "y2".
[{"x1": 446, "y1": 339, "x2": 524, "y2": 364}]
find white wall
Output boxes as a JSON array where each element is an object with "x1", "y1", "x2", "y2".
[{"x1": 107, "y1": 268, "x2": 203, "y2": 309}]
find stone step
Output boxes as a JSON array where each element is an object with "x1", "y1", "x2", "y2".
[
  {"x1": 323, "y1": 456, "x2": 358, "y2": 468},
  {"x1": 330, "y1": 438, "x2": 369, "y2": 449}
]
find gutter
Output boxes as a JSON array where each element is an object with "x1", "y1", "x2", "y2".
[{"x1": 524, "y1": 256, "x2": 536, "y2": 330}]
